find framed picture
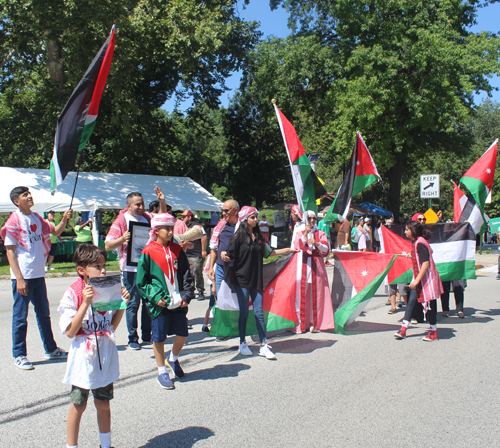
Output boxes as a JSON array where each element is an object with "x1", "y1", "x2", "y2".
[{"x1": 126, "y1": 221, "x2": 151, "y2": 267}]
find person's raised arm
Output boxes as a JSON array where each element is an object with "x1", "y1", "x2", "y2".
[
  {"x1": 154, "y1": 187, "x2": 167, "y2": 213},
  {"x1": 52, "y1": 210, "x2": 73, "y2": 236}
]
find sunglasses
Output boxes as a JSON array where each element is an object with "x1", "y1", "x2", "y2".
[
  {"x1": 307, "y1": 217, "x2": 317, "y2": 221},
  {"x1": 418, "y1": 218, "x2": 426, "y2": 222},
  {"x1": 221, "y1": 207, "x2": 235, "y2": 214}
]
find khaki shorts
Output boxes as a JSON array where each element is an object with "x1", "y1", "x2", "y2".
[{"x1": 70, "y1": 383, "x2": 114, "y2": 404}]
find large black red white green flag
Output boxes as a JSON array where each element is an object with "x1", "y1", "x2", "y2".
[
  {"x1": 379, "y1": 223, "x2": 476, "y2": 282},
  {"x1": 325, "y1": 132, "x2": 381, "y2": 222},
  {"x1": 331, "y1": 252, "x2": 397, "y2": 334},
  {"x1": 50, "y1": 26, "x2": 116, "y2": 193},
  {"x1": 209, "y1": 254, "x2": 299, "y2": 338}
]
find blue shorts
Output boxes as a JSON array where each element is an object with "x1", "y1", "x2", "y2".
[{"x1": 151, "y1": 312, "x2": 188, "y2": 342}]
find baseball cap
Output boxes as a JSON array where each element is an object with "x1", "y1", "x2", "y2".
[{"x1": 179, "y1": 210, "x2": 193, "y2": 218}]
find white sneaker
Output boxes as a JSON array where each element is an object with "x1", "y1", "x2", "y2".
[
  {"x1": 44, "y1": 347, "x2": 67, "y2": 359},
  {"x1": 239, "y1": 342, "x2": 252, "y2": 356},
  {"x1": 259, "y1": 344, "x2": 277, "y2": 360},
  {"x1": 14, "y1": 356, "x2": 34, "y2": 370}
]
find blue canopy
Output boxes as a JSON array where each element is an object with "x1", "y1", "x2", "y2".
[{"x1": 358, "y1": 202, "x2": 393, "y2": 217}]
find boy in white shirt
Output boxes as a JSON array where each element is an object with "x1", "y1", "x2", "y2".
[
  {"x1": 59, "y1": 244, "x2": 129, "y2": 448},
  {"x1": 1, "y1": 186, "x2": 72, "y2": 370}
]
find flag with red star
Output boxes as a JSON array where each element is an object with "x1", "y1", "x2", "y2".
[
  {"x1": 331, "y1": 252, "x2": 397, "y2": 334},
  {"x1": 209, "y1": 254, "x2": 299, "y2": 338}
]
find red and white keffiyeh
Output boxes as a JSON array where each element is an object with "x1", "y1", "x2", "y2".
[
  {"x1": 235, "y1": 206, "x2": 258, "y2": 232},
  {"x1": 148, "y1": 213, "x2": 176, "y2": 243},
  {"x1": 291, "y1": 205, "x2": 303, "y2": 221}
]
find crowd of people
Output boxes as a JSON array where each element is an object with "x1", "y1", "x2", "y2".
[{"x1": 0, "y1": 186, "x2": 475, "y2": 448}]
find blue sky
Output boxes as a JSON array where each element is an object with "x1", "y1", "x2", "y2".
[{"x1": 163, "y1": 0, "x2": 500, "y2": 111}]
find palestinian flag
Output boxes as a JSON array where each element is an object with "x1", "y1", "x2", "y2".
[
  {"x1": 209, "y1": 254, "x2": 299, "y2": 338},
  {"x1": 460, "y1": 139, "x2": 498, "y2": 226},
  {"x1": 379, "y1": 225, "x2": 412, "y2": 284},
  {"x1": 453, "y1": 181, "x2": 467, "y2": 223},
  {"x1": 274, "y1": 105, "x2": 326, "y2": 213},
  {"x1": 331, "y1": 252, "x2": 397, "y2": 334},
  {"x1": 50, "y1": 26, "x2": 116, "y2": 193},
  {"x1": 325, "y1": 132, "x2": 381, "y2": 222},
  {"x1": 459, "y1": 193, "x2": 486, "y2": 235},
  {"x1": 88, "y1": 275, "x2": 127, "y2": 311},
  {"x1": 379, "y1": 223, "x2": 476, "y2": 281}
]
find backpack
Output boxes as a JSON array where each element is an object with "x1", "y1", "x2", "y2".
[{"x1": 351, "y1": 227, "x2": 360, "y2": 243}]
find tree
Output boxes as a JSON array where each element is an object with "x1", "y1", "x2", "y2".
[
  {"x1": 270, "y1": 0, "x2": 500, "y2": 218},
  {"x1": 0, "y1": 0, "x2": 261, "y2": 178}
]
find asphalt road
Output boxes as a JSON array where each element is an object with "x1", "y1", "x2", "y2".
[{"x1": 1, "y1": 265, "x2": 499, "y2": 448}]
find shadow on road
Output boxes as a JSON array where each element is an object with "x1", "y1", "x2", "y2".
[
  {"x1": 182, "y1": 362, "x2": 251, "y2": 382},
  {"x1": 342, "y1": 321, "x2": 401, "y2": 335},
  {"x1": 267, "y1": 337, "x2": 336, "y2": 354},
  {"x1": 138, "y1": 426, "x2": 215, "y2": 448}
]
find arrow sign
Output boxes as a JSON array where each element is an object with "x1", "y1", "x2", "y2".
[{"x1": 420, "y1": 174, "x2": 440, "y2": 198}]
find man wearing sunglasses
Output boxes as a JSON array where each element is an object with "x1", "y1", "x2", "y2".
[{"x1": 208, "y1": 200, "x2": 240, "y2": 295}]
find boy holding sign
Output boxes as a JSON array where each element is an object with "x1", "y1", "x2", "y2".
[{"x1": 59, "y1": 244, "x2": 129, "y2": 448}]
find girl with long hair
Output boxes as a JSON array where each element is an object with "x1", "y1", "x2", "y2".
[
  {"x1": 394, "y1": 221, "x2": 443, "y2": 341},
  {"x1": 223, "y1": 206, "x2": 297, "y2": 359}
]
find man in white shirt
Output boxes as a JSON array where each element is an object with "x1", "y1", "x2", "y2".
[
  {"x1": 105, "y1": 188, "x2": 166, "y2": 350},
  {"x1": 1, "y1": 186, "x2": 72, "y2": 370}
]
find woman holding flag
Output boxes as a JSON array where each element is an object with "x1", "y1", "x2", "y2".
[
  {"x1": 394, "y1": 221, "x2": 443, "y2": 341},
  {"x1": 223, "y1": 206, "x2": 297, "y2": 359}
]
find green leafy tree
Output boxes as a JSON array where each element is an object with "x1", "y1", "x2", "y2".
[
  {"x1": 270, "y1": 0, "x2": 500, "y2": 218},
  {"x1": 0, "y1": 0, "x2": 260, "y2": 177}
]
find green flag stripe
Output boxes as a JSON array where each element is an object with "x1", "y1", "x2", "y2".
[
  {"x1": 334, "y1": 255, "x2": 396, "y2": 334},
  {"x1": 352, "y1": 174, "x2": 378, "y2": 197},
  {"x1": 92, "y1": 300, "x2": 127, "y2": 311},
  {"x1": 461, "y1": 176, "x2": 489, "y2": 208}
]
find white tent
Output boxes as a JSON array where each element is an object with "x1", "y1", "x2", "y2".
[{"x1": 0, "y1": 168, "x2": 223, "y2": 214}]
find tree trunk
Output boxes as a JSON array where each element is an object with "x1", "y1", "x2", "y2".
[
  {"x1": 387, "y1": 150, "x2": 404, "y2": 221},
  {"x1": 46, "y1": 39, "x2": 65, "y2": 85}
]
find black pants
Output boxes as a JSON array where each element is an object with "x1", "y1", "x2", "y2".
[
  {"x1": 440, "y1": 281, "x2": 464, "y2": 313},
  {"x1": 404, "y1": 290, "x2": 437, "y2": 326}
]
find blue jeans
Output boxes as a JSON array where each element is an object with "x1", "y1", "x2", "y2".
[
  {"x1": 12, "y1": 278, "x2": 57, "y2": 358},
  {"x1": 122, "y1": 271, "x2": 151, "y2": 344},
  {"x1": 214, "y1": 263, "x2": 224, "y2": 297},
  {"x1": 234, "y1": 284, "x2": 266, "y2": 344}
]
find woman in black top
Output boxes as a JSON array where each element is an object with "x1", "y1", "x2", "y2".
[{"x1": 224, "y1": 206, "x2": 297, "y2": 359}]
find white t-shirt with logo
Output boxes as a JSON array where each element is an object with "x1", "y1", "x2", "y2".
[{"x1": 4, "y1": 213, "x2": 49, "y2": 280}]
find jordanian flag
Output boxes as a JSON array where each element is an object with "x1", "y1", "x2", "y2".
[
  {"x1": 331, "y1": 252, "x2": 397, "y2": 334},
  {"x1": 379, "y1": 225, "x2": 413, "y2": 284},
  {"x1": 209, "y1": 254, "x2": 299, "y2": 338},
  {"x1": 50, "y1": 26, "x2": 116, "y2": 193},
  {"x1": 274, "y1": 105, "x2": 326, "y2": 213},
  {"x1": 379, "y1": 223, "x2": 476, "y2": 281},
  {"x1": 459, "y1": 139, "x2": 498, "y2": 232},
  {"x1": 325, "y1": 132, "x2": 381, "y2": 222}
]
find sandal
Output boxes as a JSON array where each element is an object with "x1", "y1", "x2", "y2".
[{"x1": 458, "y1": 311, "x2": 465, "y2": 318}]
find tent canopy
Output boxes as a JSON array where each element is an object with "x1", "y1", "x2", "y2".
[
  {"x1": 357, "y1": 202, "x2": 393, "y2": 217},
  {"x1": 0, "y1": 168, "x2": 223, "y2": 214}
]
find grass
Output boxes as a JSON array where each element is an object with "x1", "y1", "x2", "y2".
[{"x1": 0, "y1": 259, "x2": 120, "y2": 276}]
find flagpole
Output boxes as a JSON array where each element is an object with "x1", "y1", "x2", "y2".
[
  {"x1": 69, "y1": 149, "x2": 85, "y2": 210},
  {"x1": 272, "y1": 98, "x2": 306, "y2": 213}
]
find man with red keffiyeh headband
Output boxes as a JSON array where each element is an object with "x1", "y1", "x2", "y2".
[{"x1": 1, "y1": 186, "x2": 73, "y2": 370}]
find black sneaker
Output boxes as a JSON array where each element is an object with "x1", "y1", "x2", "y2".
[
  {"x1": 202, "y1": 325, "x2": 210, "y2": 333},
  {"x1": 166, "y1": 359, "x2": 185, "y2": 378}
]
